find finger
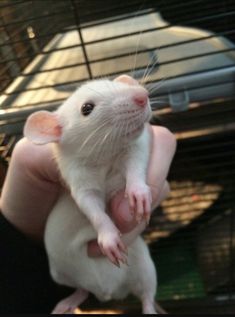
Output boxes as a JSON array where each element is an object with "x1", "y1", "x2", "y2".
[
  {"x1": 144, "y1": 212, "x2": 151, "y2": 226},
  {"x1": 149, "y1": 192, "x2": 153, "y2": 207},
  {"x1": 126, "y1": 192, "x2": 135, "y2": 213},
  {"x1": 136, "y1": 197, "x2": 144, "y2": 223},
  {"x1": 143, "y1": 196, "x2": 151, "y2": 214},
  {"x1": 143, "y1": 198, "x2": 151, "y2": 224}
]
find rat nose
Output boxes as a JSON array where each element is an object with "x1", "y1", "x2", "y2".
[{"x1": 133, "y1": 94, "x2": 148, "y2": 107}]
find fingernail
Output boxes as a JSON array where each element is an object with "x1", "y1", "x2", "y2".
[{"x1": 145, "y1": 217, "x2": 150, "y2": 225}]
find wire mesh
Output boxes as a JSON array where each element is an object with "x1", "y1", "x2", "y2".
[{"x1": 0, "y1": 0, "x2": 235, "y2": 313}]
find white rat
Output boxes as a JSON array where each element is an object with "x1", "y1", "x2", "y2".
[{"x1": 24, "y1": 75, "x2": 157, "y2": 314}]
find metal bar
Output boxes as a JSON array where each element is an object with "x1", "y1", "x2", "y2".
[
  {"x1": 1, "y1": 26, "x2": 235, "y2": 60},
  {"x1": 0, "y1": 8, "x2": 73, "y2": 28},
  {"x1": 0, "y1": 29, "x2": 235, "y2": 81},
  {"x1": 0, "y1": 77, "x2": 232, "y2": 99},
  {"x1": 70, "y1": 0, "x2": 92, "y2": 79},
  {"x1": 1, "y1": 15, "x2": 235, "y2": 66},
  {"x1": 177, "y1": 140, "x2": 235, "y2": 154}
]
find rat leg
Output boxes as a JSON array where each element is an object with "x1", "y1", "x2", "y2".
[
  {"x1": 133, "y1": 266, "x2": 157, "y2": 315},
  {"x1": 128, "y1": 240, "x2": 157, "y2": 314},
  {"x1": 65, "y1": 165, "x2": 128, "y2": 267},
  {"x1": 125, "y1": 126, "x2": 152, "y2": 224},
  {"x1": 51, "y1": 288, "x2": 88, "y2": 314},
  {"x1": 72, "y1": 189, "x2": 127, "y2": 267},
  {"x1": 125, "y1": 182, "x2": 152, "y2": 224}
]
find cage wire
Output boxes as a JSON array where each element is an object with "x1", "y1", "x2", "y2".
[{"x1": 0, "y1": 0, "x2": 235, "y2": 314}]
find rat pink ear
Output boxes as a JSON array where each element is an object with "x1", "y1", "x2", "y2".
[
  {"x1": 24, "y1": 111, "x2": 62, "y2": 144},
  {"x1": 114, "y1": 74, "x2": 139, "y2": 86}
]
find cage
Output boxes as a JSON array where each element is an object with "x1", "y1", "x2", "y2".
[{"x1": 0, "y1": 0, "x2": 235, "y2": 314}]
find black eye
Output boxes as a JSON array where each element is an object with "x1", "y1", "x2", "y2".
[{"x1": 81, "y1": 103, "x2": 95, "y2": 116}]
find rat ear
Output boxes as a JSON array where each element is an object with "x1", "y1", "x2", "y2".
[
  {"x1": 114, "y1": 74, "x2": 139, "y2": 86},
  {"x1": 24, "y1": 111, "x2": 62, "y2": 144}
]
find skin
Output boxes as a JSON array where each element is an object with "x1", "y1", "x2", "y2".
[{"x1": 0, "y1": 124, "x2": 176, "y2": 256}]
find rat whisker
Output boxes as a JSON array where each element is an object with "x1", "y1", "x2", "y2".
[
  {"x1": 98, "y1": 127, "x2": 114, "y2": 154},
  {"x1": 109, "y1": 80, "x2": 118, "y2": 96},
  {"x1": 109, "y1": 121, "x2": 120, "y2": 155},
  {"x1": 93, "y1": 124, "x2": 116, "y2": 160},
  {"x1": 143, "y1": 57, "x2": 159, "y2": 84},
  {"x1": 103, "y1": 80, "x2": 116, "y2": 99},
  {"x1": 131, "y1": 30, "x2": 143, "y2": 79},
  {"x1": 124, "y1": 116, "x2": 132, "y2": 138},
  {"x1": 148, "y1": 77, "x2": 167, "y2": 95},
  {"x1": 150, "y1": 98, "x2": 166, "y2": 103},
  {"x1": 79, "y1": 119, "x2": 111, "y2": 153},
  {"x1": 140, "y1": 51, "x2": 159, "y2": 85},
  {"x1": 126, "y1": 0, "x2": 146, "y2": 80},
  {"x1": 86, "y1": 86, "x2": 105, "y2": 97},
  {"x1": 86, "y1": 128, "x2": 109, "y2": 159},
  {"x1": 116, "y1": 120, "x2": 125, "y2": 143}
]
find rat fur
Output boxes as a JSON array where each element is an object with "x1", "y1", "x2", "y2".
[{"x1": 24, "y1": 75, "x2": 158, "y2": 314}]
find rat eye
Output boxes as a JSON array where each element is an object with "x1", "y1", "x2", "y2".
[{"x1": 81, "y1": 102, "x2": 95, "y2": 116}]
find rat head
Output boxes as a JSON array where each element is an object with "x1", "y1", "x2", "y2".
[{"x1": 24, "y1": 75, "x2": 151, "y2": 156}]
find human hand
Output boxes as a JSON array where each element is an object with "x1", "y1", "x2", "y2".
[{"x1": 0, "y1": 138, "x2": 62, "y2": 241}]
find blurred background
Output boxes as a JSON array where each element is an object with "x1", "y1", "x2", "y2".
[{"x1": 0, "y1": 0, "x2": 235, "y2": 314}]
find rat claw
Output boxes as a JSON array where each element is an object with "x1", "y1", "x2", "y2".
[
  {"x1": 113, "y1": 259, "x2": 120, "y2": 268},
  {"x1": 121, "y1": 256, "x2": 129, "y2": 266},
  {"x1": 118, "y1": 254, "x2": 126, "y2": 264}
]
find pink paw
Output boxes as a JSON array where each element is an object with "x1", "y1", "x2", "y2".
[
  {"x1": 52, "y1": 301, "x2": 76, "y2": 314},
  {"x1": 98, "y1": 229, "x2": 127, "y2": 267},
  {"x1": 51, "y1": 289, "x2": 88, "y2": 314},
  {"x1": 125, "y1": 183, "x2": 152, "y2": 224}
]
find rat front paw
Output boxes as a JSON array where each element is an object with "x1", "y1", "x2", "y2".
[
  {"x1": 98, "y1": 230, "x2": 127, "y2": 267},
  {"x1": 125, "y1": 183, "x2": 152, "y2": 224}
]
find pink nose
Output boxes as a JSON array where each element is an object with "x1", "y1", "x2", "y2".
[{"x1": 133, "y1": 95, "x2": 148, "y2": 107}]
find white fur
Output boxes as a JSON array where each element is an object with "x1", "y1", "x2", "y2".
[
  {"x1": 25, "y1": 78, "x2": 158, "y2": 313},
  {"x1": 45, "y1": 193, "x2": 157, "y2": 304}
]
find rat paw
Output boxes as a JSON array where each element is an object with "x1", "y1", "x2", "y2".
[
  {"x1": 51, "y1": 289, "x2": 88, "y2": 314},
  {"x1": 98, "y1": 230, "x2": 128, "y2": 267},
  {"x1": 125, "y1": 183, "x2": 152, "y2": 224},
  {"x1": 52, "y1": 300, "x2": 77, "y2": 314}
]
